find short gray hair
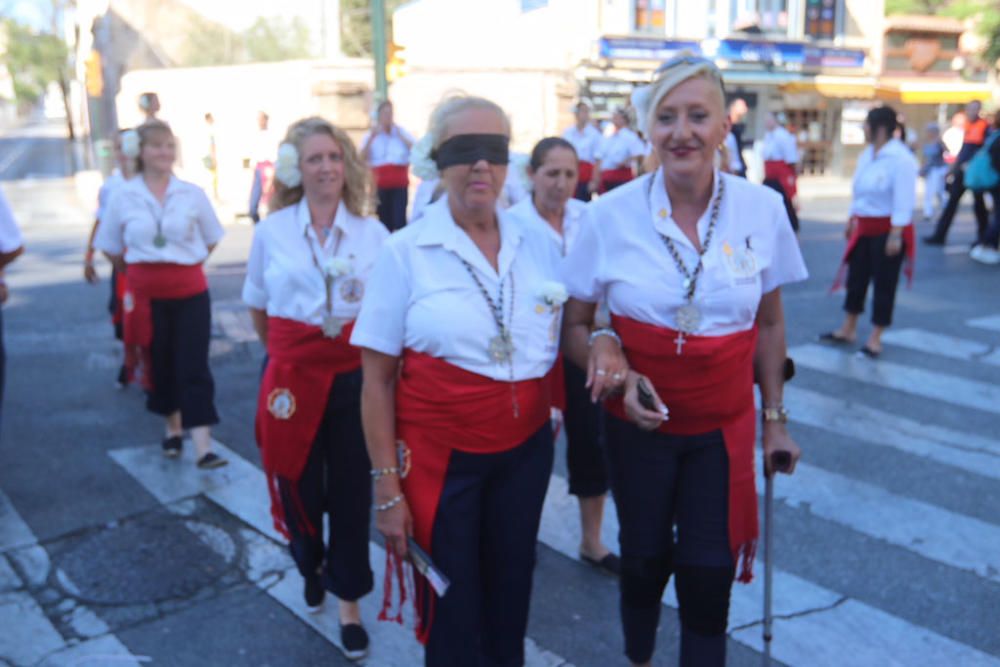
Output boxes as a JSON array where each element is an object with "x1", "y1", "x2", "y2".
[{"x1": 427, "y1": 95, "x2": 511, "y2": 150}]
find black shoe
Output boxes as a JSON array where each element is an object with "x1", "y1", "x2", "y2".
[
  {"x1": 161, "y1": 435, "x2": 183, "y2": 458},
  {"x1": 339, "y1": 623, "x2": 369, "y2": 661},
  {"x1": 196, "y1": 452, "x2": 228, "y2": 469},
  {"x1": 922, "y1": 234, "x2": 945, "y2": 246},
  {"x1": 304, "y1": 573, "x2": 324, "y2": 613},
  {"x1": 115, "y1": 364, "x2": 129, "y2": 389}
]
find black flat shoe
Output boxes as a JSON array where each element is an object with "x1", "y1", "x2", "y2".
[
  {"x1": 161, "y1": 435, "x2": 183, "y2": 458},
  {"x1": 196, "y1": 452, "x2": 228, "y2": 469},
  {"x1": 857, "y1": 346, "x2": 881, "y2": 359},
  {"x1": 819, "y1": 332, "x2": 854, "y2": 344},
  {"x1": 304, "y1": 573, "x2": 324, "y2": 613},
  {"x1": 922, "y1": 235, "x2": 945, "y2": 246},
  {"x1": 339, "y1": 623, "x2": 369, "y2": 661},
  {"x1": 581, "y1": 552, "x2": 621, "y2": 576}
]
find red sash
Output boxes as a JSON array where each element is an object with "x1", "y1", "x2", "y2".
[
  {"x1": 373, "y1": 164, "x2": 410, "y2": 190},
  {"x1": 764, "y1": 160, "x2": 798, "y2": 199},
  {"x1": 255, "y1": 160, "x2": 275, "y2": 208},
  {"x1": 599, "y1": 167, "x2": 633, "y2": 193},
  {"x1": 830, "y1": 216, "x2": 916, "y2": 292},
  {"x1": 383, "y1": 350, "x2": 553, "y2": 641},
  {"x1": 255, "y1": 317, "x2": 360, "y2": 540},
  {"x1": 607, "y1": 314, "x2": 759, "y2": 583},
  {"x1": 111, "y1": 269, "x2": 128, "y2": 327},
  {"x1": 123, "y1": 263, "x2": 208, "y2": 391},
  {"x1": 577, "y1": 161, "x2": 594, "y2": 185}
]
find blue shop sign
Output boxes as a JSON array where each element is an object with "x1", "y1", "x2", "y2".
[{"x1": 598, "y1": 36, "x2": 864, "y2": 69}]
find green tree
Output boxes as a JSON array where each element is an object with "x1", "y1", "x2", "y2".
[
  {"x1": 1, "y1": 18, "x2": 68, "y2": 108},
  {"x1": 244, "y1": 16, "x2": 314, "y2": 62},
  {"x1": 180, "y1": 14, "x2": 242, "y2": 67},
  {"x1": 340, "y1": 0, "x2": 408, "y2": 58}
]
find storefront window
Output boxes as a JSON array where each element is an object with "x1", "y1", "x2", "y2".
[
  {"x1": 634, "y1": 0, "x2": 666, "y2": 33},
  {"x1": 731, "y1": 0, "x2": 789, "y2": 34}
]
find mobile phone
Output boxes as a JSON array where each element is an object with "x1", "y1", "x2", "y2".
[
  {"x1": 407, "y1": 537, "x2": 451, "y2": 597},
  {"x1": 637, "y1": 377, "x2": 657, "y2": 411},
  {"x1": 770, "y1": 451, "x2": 792, "y2": 473}
]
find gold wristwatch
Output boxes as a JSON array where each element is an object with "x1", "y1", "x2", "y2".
[{"x1": 761, "y1": 406, "x2": 788, "y2": 424}]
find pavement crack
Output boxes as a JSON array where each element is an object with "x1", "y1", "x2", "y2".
[{"x1": 729, "y1": 595, "x2": 848, "y2": 632}]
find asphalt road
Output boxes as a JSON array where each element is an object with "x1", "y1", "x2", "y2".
[{"x1": 0, "y1": 120, "x2": 998, "y2": 667}]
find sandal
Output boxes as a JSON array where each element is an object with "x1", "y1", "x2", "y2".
[
  {"x1": 196, "y1": 452, "x2": 228, "y2": 469},
  {"x1": 857, "y1": 346, "x2": 881, "y2": 359},
  {"x1": 819, "y1": 331, "x2": 854, "y2": 344},
  {"x1": 161, "y1": 435, "x2": 183, "y2": 458},
  {"x1": 580, "y1": 552, "x2": 621, "y2": 576}
]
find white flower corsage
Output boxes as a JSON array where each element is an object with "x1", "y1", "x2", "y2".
[
  {"x1": 120, "y1": 129, "x2": 141, "y2": 158},
  {"x1": 274, "y1": 142, "x2": 302, "y2": 188},
  {"x1": 537, "y1": 281, "x2": 568, "y2": 306},
  {"x1": 409, "y1": 134, "x2": 439, "y2": 181},
  {"x1": 323, "y1": 256, "x2": 352, "y2": 278}
]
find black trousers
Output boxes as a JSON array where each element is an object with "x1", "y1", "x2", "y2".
[
  {"x1": 606, "y1": 415, "x2": 734, "y2": 667},
  {"x1": 563, "y1": 360, "x2": 608, "y2": 498},
  {"x1": 147, "y1": 290, "x2": 218, "y2": 428},
  {"x1": 376, "y1": 186, "x2": 408, "y2": 232},
  {"x1": 573, "y1": 181, "x2": 592, "y2": 202},
  {"x1": 983, "y1": 186, "x2": 1000, "y2": 249},
  {"x1": 844, "y1": 234, "x2": 905, "y2": 327},
  {"x1": 280, "y1": 369, "x2": 374, "y2": 602},
  {"x1": 762, "y1": 178, "x2": 799, "y2": 232},
  {"x1": 109, "y1": 266, "x2": 123, "y2": 340},
  {"x1": 425, "y1": 424, "x2": 554, "y2": 667},
  {"x1": 932, "y1": 170, "x2": 989, "y2": 243}
]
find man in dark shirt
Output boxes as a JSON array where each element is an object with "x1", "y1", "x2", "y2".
[{"x1": 924, "y1": 100, "x2": 990, "y2": 246}]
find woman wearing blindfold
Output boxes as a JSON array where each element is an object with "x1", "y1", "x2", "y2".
[
  {"x1": 352, "y1": 95, "x2": 564, "y2": 666},
  {"x1": 561, "y1": 54, "x2": 807, "y2": 666}
]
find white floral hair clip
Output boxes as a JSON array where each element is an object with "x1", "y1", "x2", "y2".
[
  {"x1": 274, "y1": 142, "x2": 302, "y2": 188},
  {"x1": 409, "y1": 134, "x2": 439, "y2": 181},
  {"x1": 120, "y1": 129, "x2": 141, "y2": 159},
  {"x1": 537, "y1": 281, "x2": 568, "y2": 306}
]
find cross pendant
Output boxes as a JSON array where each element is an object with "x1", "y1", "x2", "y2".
[{"x1": 674, "y1": 331, "x2": 686, "y2": 355}]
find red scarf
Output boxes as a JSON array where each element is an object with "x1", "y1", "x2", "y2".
[
  {"x1": 764, "y1": 160, "x2": 798, "y2": 200},
  {"x1": 381, "y1": 350, "x2": 553, "y2": 642},
  {"x1": 255, "y1": 317, "x2": 360, "y2": 540},
  {"x1": 123, "y1": 263, "x2": 208, "y2": 391},
  {"x1": 373, "y1": 164, "x2": 410, "y2": 190},
  {"x1": 830, "y1": 216, "x2": 916, "y2": 292},
  {"x1": 607, "y1": 314, "x2": 759, "y2": 583},
  {"x1": 599, "y1": 167, "x2": 633, "y2": 193}
]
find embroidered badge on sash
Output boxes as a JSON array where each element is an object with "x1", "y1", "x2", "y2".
[
  {"x1": 396, "y1": 440, "x2": 412, "y2": 479},
  {"x1": 340, "y1": 278, "x2": 364, "y2": 303},
  {"x1": 123, "y1": 291, "x2": 135, "y2": 313},
  {"x1": 267, "y1": 388, "x2": 296, "y2": 420}
]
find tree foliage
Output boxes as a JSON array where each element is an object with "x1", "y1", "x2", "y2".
[
  {"x1": 0, "y1": 18, "x2": 68, "y2": 107},
  {"x1": 340, "y1": 0, "x2": 409, "y2": 58},
  {"x1": 179, "y1": 14, "x2": 315, "y2": 67}
]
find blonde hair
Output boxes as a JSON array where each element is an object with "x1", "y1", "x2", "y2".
[
  {"x1": 631, "y1": 52, "x2": 726, "y2": 136},
  {"x1": 135, "y1": 119, "x2": 174, "y2": 173},
  {"x1": 270, "y1": 116, "x2": 373, "y2": 216},
  {"x1": 427, "y1": 95, "x2": 511, "y2": 150}
]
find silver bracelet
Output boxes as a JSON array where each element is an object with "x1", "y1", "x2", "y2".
[
  {"x1": 374, "y1": 494, "x2": 404, "y2": 512},
  {"x1": 370, "y1": 466, "x2": 399, "y2": 480},
  {"x1": 588, "y1": 327, "x2": 621, "y2": 347}
]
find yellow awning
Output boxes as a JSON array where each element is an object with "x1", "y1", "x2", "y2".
[
  {"x1": 876, "y1": 79, "x2": 992, "y2": 104},
  {"x1": 783, "y1": 76, "x2": 878, "y2": 99}
]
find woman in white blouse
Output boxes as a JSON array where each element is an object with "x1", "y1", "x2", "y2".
[
  {"x1": 593, "y1": 107, "x2": 647, "y2": 194},
  {"x1": 361, "y1": 100, "x2": 414, "y2": 232},
  {"x1": 561, "y1": 55, "x2": 807, "y2": 667},
  {"x1": 352, "y1": 95, "x2": 563, "y2": 666},
  {"x1": 94, "y1": 120, "x2": 226, "y2": 469},
  {"x1": 508, "y1": 137, "x2": 618, "y2": 574},
  {"x1": 822, "y1": 106, "x2": 918, "y2": 357},
  {"x1": 243, "y1": 117, "x2": 386, "y2": 660}
]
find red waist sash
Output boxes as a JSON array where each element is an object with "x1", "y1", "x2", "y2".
[
  {"x1": 608, "y1": 314, "x2": 759, "y2": 582},
  {"x1": 764, "y1": 160, "x2": 798, "y2": 199},
  {"x1": 123, "y1": 263, "x2": 208, "y2": 391},
  {"x1": 255, "y1": 160, "x2": 275, "y2": 207},
  {"x1": 373, "y1": 164, "x2": 410, "y2": 189},
  {"x1": 255, "y1": 317, "x2": 360, "y2": 540},
  {"x1": 599, "y1": 167, "x2": 633, "y2": 193},
  {"x1": 577, "y1": 161, "x2": 594, "y2": 184},
  {"x1": 830, "y1": 216, "x2": 916, "y2": 292}
]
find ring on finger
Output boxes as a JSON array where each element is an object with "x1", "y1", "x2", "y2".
[
  {"x1": 612, "y1": 372, "x2": 624, "y2": 381},
  {"x1": 596, "y1": 369, "x2": 607, "y2": 376}
]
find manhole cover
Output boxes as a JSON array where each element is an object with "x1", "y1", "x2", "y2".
[{"x1": 55, "y1": 516, "x2": 235, "y2": 605}]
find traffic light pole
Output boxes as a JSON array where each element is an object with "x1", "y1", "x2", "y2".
[{"x1": 371, "y1": 0, "x2": 388, "y2": 103}]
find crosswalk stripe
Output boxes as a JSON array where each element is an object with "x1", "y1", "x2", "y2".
[
  {"x1": 784, "y1": 385, "x2": 1000, "y2": 478},
  {"x1": 881, "y1": 328, "x2": 1000, "y2": 366},
  {"x1": 110, "y1": 442, "x2": 575, "y2": 667},
  {"x1": 789, "y1": 343, "x2": 1000, "y2": 416},
  {"x1": 0, "y1": 488, "x2": 36, "y2": 553},
  {"x1": 968, "y1": 315, "x2": 1000, "y2": 333}
]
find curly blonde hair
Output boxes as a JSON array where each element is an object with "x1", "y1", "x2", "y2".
[
  {"x1": 135, "y1": 119, "x2": 174, "y2": 173},
  {"x1": 270, "y1": 117, "x2": 373, "y2": 216}
]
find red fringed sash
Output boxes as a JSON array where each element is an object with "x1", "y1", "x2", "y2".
[
  {"x1": 373, "y1": 164, "x2": 410, "y2": 190},
  {"x1": 123, "y1": 263, "x2": 208, "y2": 391},
  {"x1": 764, "y1": 160, "x2": 798, "y2": 199},
  {"x1": 607, "y1": 314, "x2": 759, "y2": 583},
  {"x1": 830, "y1": 215, "x2": 916, "y2": 293},
  {"x1": 383, "y1": 350, "x2": 553, "y2": 643},
  {"x1": 599, "y1": 167, "x2": 633, "y2": 193},
  {"x1": 254, "y1": 317, "x2": 360, "y2": 540}
]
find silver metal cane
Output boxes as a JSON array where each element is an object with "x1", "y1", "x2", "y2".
[{"x1": 763, "y1": 450, "x2": 791, "y2": 667}]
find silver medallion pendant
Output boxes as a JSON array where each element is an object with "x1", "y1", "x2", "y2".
[
  {"x1": 321, "y1": 316, "x2": 343, "y2": 339},
  {"x1": 675, "y1": 302, "x2": 702, "y2": 334},
  {"x1": 489, "y1": 332, "x2": 515, "y2": 364},
  {"x1": 153, "y1": 234, "x2": 167, "y2": 248}
]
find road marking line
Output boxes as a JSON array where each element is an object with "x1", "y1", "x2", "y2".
[
  {"x1": 968, "y1": 315, "x2": 1000, "y2": 333},
  {"x1": 881, "y1": 328, "x2": 1000, "y2": 366},
  {"x1": 0, "y1": 488, "x2": 36, "y2": 553},
  {"x1": 790, "y1": 343, "x2": 1000, "y2": 416}
]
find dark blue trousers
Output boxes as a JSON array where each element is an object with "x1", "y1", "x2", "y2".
[
  {"x1": 377, "y1": 186, "x2": 408, "y2": 232},
  {"x1": 563, "y1": 360, "x2": 608, "y2": 497},
  {"x1": 573, "y1": 181, "x2": 592, "y2": 202},
  {"x1": 425, "y1": 424, "x2": 554, "y2": 667},
  {"x1": 605, "y1": 415, "x2": 735, "y2": 667}
]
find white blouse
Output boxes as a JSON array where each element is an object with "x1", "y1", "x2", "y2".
[
  {"x1": 96, "y1": 170, "x2": 128, "y2": 222},
  {"x1": 849, "y1": 139, "x2": 919, "y2": 227},
  {"x1": 507, "y1": 196, "x2": 586, "y2": 257},
  {"x1": 351, "y1": 197, "x2": 564, "y2": 381},
  {"x1": 362, "y1": 127, "x2": 415, "y2": 167},
  {"x1": 242, "y1": 200, "x2": 388, "y2": 325},
  {"x1": 597, "y1": 128, "x2": 647, "y2": 170},
  {"x1": 562, "y1": 124, "x2": 604, "y2": 163},
  {"x1": 94, "y1": 176, "x2": 224, "y2": 265},
  {"x1": 762, "y1": 126, "x2": 799, "y2": 164},
  {"x1": 0, "y1": 188, "x2": 23, "y2": 253},
  {"x1": 563, "y1": 169, "x2": 808, "y2": 337}
]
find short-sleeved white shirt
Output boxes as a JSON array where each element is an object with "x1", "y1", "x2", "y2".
[
  {"x1": 0, "y1": 188, "x2": 23, "y2": 253},
  {"x1": 849, "y1": 138, "x2": 919, "y2": 228},
  {"x1": 362, "y1": 126, "x2": 415, "y2": 167},
  {"x1": 96, "y1": 170, "x2": 128, "y2": 222},
  {"x1": 562, "y1": 124, "x2": 604, "y2": 163},
  {"x1": 762, "y1": 126, "x2": 799, "y2": 164},
  {"x1": 597, "y1": 128, "x2": 647, "y2": 170},
  {"x1": 563, "y1": 169, "x2": 808, "y2": 337},
  {"x1": 242, "y1": 200, "x2": 389, "y2": 325},
  {"x1": 507, "y1": 196, "x2": 586, "y2": 257},
  {"x1": 351, "y1": 197, "x2": 564, "y2": 381},
  {"x1": 94, "y1": 175, "x2": 224, "y2": 265}
]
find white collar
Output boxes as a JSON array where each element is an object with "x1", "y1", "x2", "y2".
[
  {"x1": 415, "y1": 196, "x2": 523, "y2": 280},
  {"x1": 296, "y1": 198, "x2": 358, "y2": 238},
  {"x1": 648, "y1": 168, "x2": 723, "y2": 252}
]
